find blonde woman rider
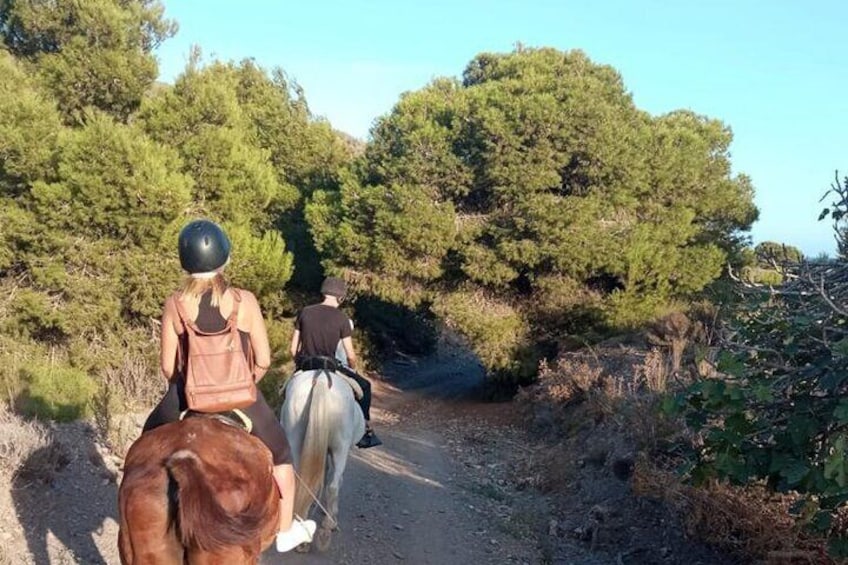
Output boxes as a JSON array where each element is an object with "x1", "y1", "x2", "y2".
[{"x1": 142, "y1": 219, "x2": 315, "y2": 553}]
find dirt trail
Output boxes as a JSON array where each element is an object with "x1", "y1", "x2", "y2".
[
  {"x1": 0, "y1": 341, "x2": 550, "y2": 565},
  {"x1": 262, "y1": 426, "x2": 517, "y2": 565},
  {"x1": 262, "y1": 344, "x2": 546, "y2": 564},
  {"x1": 0, "y1": 338, "x2": 734, "y2": 564}
]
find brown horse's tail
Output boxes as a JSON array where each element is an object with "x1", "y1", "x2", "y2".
[
  {"x1": 294, "y1": 378, "x2": 331, "y2": 518},
  {"x1": 166, "y1": 449, "x2": 270, "y2": 551}
]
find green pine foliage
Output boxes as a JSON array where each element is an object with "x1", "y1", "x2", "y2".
[
  {"x1": 431, "y1": 289, "x2": 532, "y2": 377},
  {"x1": 0, "y1": 1, "x2": 354, "y2": 419},
  {"x1": 225, "y1": 224, "x2": 293, "y2": 315},
  {"x1": 138, "y1": 61, "x2": 294, "y2": 227},
  {"x1": 0, "y1": 0, "x2": 177, "y2": 121},
  {"x1": 0, "y1": 4, "x2": 762, "y2": 407},
  {"x1": 0, "y1": 51, "x2": 61, "y2": 190},
  {"x1": 307, "y1": 47, "x2": 758, "y2": 381},
  {"x1": 32, "y1": 111, "x2": 192, "y2": 244}
]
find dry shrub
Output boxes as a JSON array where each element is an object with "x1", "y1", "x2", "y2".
[
  {"x1": 632, "y1": 456, "x2": 830, "y2": 564},
  {"x1": 0, "y1": 404, "x2": 50, "y2": 477},
  {"x1": 517, "y1": 346, "x2": 704, "y2": 463},
  {"x1": 551, "y1": 353, "x2": 632, "y2": 413},
  {"x1": 616, "y1": 394, "x2": 683, "y2": 452},
  {"x1": 100, "y1": 350, "x2": 160, "y2": 411},
  {"x1": 522, "y1": 325, "x2": 832, "y2": 562},
  {"x1": 534, "y1": 357, "x2": 605, "y2": 403},
  {"x1": 0, "y1": 405, "x2": 69, "y2": 484},
  {"x1": 521, "y1": 348, "x2": 669, "y2": 428},
  {"x1": 92, "y1": 351, "x2": 158, "y2": 453}
]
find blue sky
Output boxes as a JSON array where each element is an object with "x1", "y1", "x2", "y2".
[{"x1": 155, "y1": 1, "x2": 848, "y2": 258}]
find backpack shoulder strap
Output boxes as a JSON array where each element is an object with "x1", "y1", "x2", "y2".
[
  {"x1": 228, "y1": 289, "x2": 255, "y2": 370},
  {"x1": 227, "y1": 288, "x2": 242, "y2": 326},
  {"x1": 165, "y1": 293, "x2": 189, "y2": 375},
  {"x1": 171, "y1": 293, "x2": 201, "y2": 334}
]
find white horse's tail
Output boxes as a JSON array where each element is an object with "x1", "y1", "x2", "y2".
[{"x1": 294, "y1": 375, "x2": 331, "y2": 518}]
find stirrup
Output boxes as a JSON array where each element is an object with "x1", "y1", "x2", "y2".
[{"x1": 357, "y1": 429, "x2": 382, "y2": 449}]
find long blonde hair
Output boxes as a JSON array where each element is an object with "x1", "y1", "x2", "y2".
[{"x1": 180, "y1": 273, "x2": 229, "y2": 307}]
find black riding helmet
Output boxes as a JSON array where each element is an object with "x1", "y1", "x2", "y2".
[
  {"x1": 178, "y1": 220, "x2": 231, "y2": 274},
  {"x1": 320, "y1": 276, "x2": 347, "y2": 299}
]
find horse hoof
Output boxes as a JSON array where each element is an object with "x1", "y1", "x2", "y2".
[
  {"x1": 294, "y1": 542, "x2": 310, "y2": 553},
  {"x1": 314, "y1": 527, "x2": 332, "y2": 552}
]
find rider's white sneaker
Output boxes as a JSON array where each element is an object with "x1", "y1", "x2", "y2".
[{"x1": 276, "y1": 518, "x2": 317, "y2": 552}]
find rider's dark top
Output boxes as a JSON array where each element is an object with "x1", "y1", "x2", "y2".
[{"x1": 294, "y1": 304, "x2": 352, "y2": 360}]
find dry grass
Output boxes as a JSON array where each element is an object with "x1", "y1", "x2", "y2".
[
  {"x1": 632, "y1": 456, "x2": 831, "y2": 564},
  {"x1": 0, "y1": 338, "x2": 41, "y2": 409},
  {"x1": 641, "y1": 347, "x2": 668, "y2": 393},
  {"x1": 99, "y1": 351, "x2": 160, "y2": 411},
  {"x1": 508, "y1": 441, "x2": 580, "y2": 494},
  {"x1": 0, "y1": 404, "x2": 69, "y2": 485},
  {"x1": 0, "y1": 404, "x2": 50, "y2": 477}
]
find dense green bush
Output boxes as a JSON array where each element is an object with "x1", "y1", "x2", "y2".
[
  {"x1": 0, "y1": 1, "x2": 764, "y2": 413},
  {"x1": 308, "y1": 47, "x2": 758, "y2": 381},
  {"x1": 0, "y1": 0, "x2": 177, "y2": 121},
  {"x1": 19, "y1": 361, "x2": 97, "y2": 421},
  {"x1": 671, "y1": 177, "x2": 848, "y2": 555},
  {"x1": 0, "y1": 0, "x2": 353, "y2": 423}
]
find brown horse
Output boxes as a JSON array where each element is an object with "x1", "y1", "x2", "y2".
[{"x1": 117, "y1": 417, "x2": 280, "y2": 564}]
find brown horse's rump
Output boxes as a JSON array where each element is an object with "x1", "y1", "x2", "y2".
[{"x1": 118, "y1": 418, "x2": 279, "y2": 564}]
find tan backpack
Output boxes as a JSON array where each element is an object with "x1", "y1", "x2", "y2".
[{"x1": 172, "y1": 290, "x2": 257, "y2": 413}]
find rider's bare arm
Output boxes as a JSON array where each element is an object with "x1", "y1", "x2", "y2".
[
  {"x1": 289, "y1": 329, "x2": 301, "y2": 360},
  {"x1": 242, "y1": 291, "x2": 271, "y2": 382},
  {"x1": 160, "y1": 296, "x2": 180, "y2": 379},
  {"x1": 341, "y1": 336, "x2": 357, "y2": 370}
]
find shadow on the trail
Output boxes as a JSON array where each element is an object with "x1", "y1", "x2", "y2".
[
  {"x1": 379, "y1": 346, "x2": 528, "y2": 404},
  {"x1": 379, "y1": 346, "x2": 488, "y2": 401},
  {"x1": 12, "y1": 422, "x2": 118, "y2": 565}
]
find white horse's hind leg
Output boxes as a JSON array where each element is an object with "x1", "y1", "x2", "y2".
[
  {"x1": 281, "y1": 397, "x2": 304, "y2": 470},
  {"x1": 311, "y1": 448, "x2": 341, "y2": 552},
  {"x1": 322, "y1": 451, "x2": 336, "y2": 529},
  {"x1": 323, "y1": 444, "x2": 351, "y2": 532}
]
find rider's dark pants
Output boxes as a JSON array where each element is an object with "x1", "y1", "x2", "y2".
[
  {"x1": 142, "y1": 377, "x2": 292, "y2": 465},
  {"x1": 338, "y1": 366, "x2": 372, "y2": 422}
]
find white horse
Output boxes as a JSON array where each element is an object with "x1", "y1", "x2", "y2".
[{"x1": 280, "y1": 369, "x2": 365, "y2": 551}]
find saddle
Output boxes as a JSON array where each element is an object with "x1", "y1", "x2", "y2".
[
  {"x1": 294, "y1": 356, "x2": 364, "y2": 400},
  {"x1": 179, "y1": 408, "x2": 253, "y2": 433}
]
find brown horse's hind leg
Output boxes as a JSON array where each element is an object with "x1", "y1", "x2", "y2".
[{"x1": 118, "y1": 468, "x2": 183, "y2": 564}]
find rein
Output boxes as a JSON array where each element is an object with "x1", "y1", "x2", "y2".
[{"x1": 293, "y1": 469, "x2": 337, "y2": 530}]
